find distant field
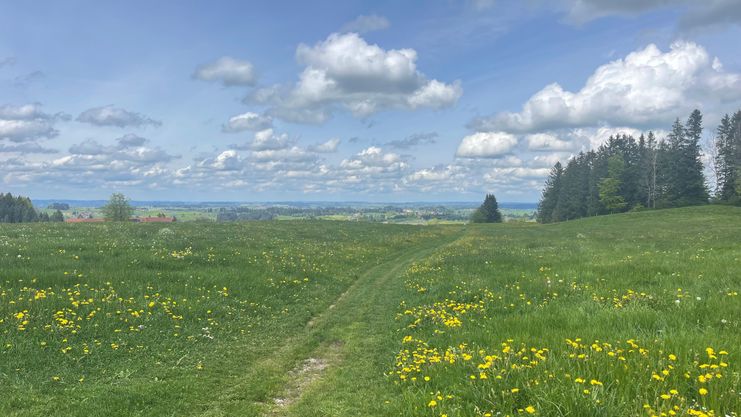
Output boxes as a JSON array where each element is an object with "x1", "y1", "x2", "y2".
[{"x1": 1, "y1": 206, "x2": 738, "y2": 416}]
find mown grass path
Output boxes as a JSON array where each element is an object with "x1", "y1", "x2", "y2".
[{"x1": 190, "y1": 227, "x2": 466, "y2": 417}]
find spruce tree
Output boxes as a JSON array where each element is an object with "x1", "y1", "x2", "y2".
[
  {"x1": 471, "y1": 193, "x2": 503, "y2": 223},
  {"x1": 681, "y1": 109, "x2": 709, "y2": 205},
  {"x1": 537, "y1": 162, "x2": 563, "y2": 223},
  {"x1": 715, "y1": 114, "x2": 734, "y2": 200},
  {"x1": 598, "y1": 153, "x2": 627, "y2": 213}
]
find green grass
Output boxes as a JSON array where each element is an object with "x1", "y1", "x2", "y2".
[{"x1": 1, "y1": 206, "x2": 739, "y2": 417}]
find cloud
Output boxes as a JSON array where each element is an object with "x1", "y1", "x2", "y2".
[
  {"x1": 0, "y1": 103, "x2": 65, "y2": 142},
  {"x1": 13, "y1": 70, "x2": 45, "y2": 87},
  {"x1": 531, "y1": 153, "x2": 570, "y2": 168},
  {"x1": 193, "y1": 57, "x2": 257, "y2": 87},
  {"x1": 484, "y1": 167, "x2": 551, "y2": 182},
  {"x1": 68, "y1": 139, "x2": 109, "y2": 155},
  {"x1": 470, "y1": 0, "x2": 496, "y2": 11},
  {"x1": 0, "y1": 142, "x2": 58, "y2": 154},
  {"x1": 2, "y1": 132, "x2": 180, "y2": 190},
  {"x1": 250, "y1": 33, "x2": 462, "y2": 123},
  {"x1": 340, "y1": 146, "x2": 405, "y2": 170},
  {"x1": 562, "y1": 0, "x2": 677, "y2": 24},
  {"x1": 341, "y1": 14, "x2": 390, "y2": 33},
  {"x1": 470, "y1": 42, "x2": 741, "y2": 133},
  {"x1": 526, "y1": 133, "x2": 576, "y2": 151},
  {"x1": 559, "y1": 0, "x2": 741, "y2": 30},
  {"x1": 199, "y1": 150, "x2": 245, "y2": 171},
  {"x1": 77, "y1": 105, "x2": 161, "y2": 128},
  {"x1": 385, "y1": 132, "x2": 438, "y2": 149},
  {"x1": 251, "y1": 128, "x2": 292, "y2": 151},
  {"x1": 310, "y1": 137, "x2": 340, "y2": 153},
  {"x1": 0, "y1": 57, "x2": 15, "y2": 68},
  {"x1": 66, "y1": 136, "x2": 176, "y2": 163},
  {"x1": 222, "y1": 112, "x2": 273, "y2": 132},
  {"x1": 116, "y1": 133, "x2": 148, "y2": 148},
  {"x1": 456, "y1": 132, "x2": 518, "y2": 158},
  {"x1": 679, "y1": 0, "x2": 741, "y2": 31}
]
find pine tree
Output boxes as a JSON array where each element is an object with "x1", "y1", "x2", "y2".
[{"x1": 471, "y1": 193, "x2": 503, "y2": 223}]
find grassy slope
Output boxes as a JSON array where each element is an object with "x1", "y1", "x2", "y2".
[
  {"x1": 0, "y1": 221, "x2": 459, "y2": 416},
  {"x1": 285, "y1": 206, "x2": 741, "y2": 417},
  {"x1": 1, "y1": 206, "x2": 739, "y2": 416}
]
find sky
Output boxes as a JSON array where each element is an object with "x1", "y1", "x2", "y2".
[{"x1": 1, "y1": 0, "x2": 741, "y2": 202}]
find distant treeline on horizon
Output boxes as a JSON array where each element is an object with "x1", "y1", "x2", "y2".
[
  {"x1": 537, "y1": 109, "x2": 741, "y2": 223},
  {"x1": 0, "y1": 193, "x2": 64, "y2": 223}
]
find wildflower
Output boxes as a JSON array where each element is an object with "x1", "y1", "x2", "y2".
[
  {"x1": 525, "y1": 405, "x2": 536, "y2": 414},
  {"x1": 698, "y1": 388, "x2": 708, "y2": 396}
]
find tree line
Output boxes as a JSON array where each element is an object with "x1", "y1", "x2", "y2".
[
  {"x1": 537, "y1": 109, "x2": 741, "y2": 223},
  {"x1": 0, "y1": 193, "x2": 64, "y2": 223}
]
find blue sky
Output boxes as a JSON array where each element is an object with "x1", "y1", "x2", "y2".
[{"x1": 2, "y1": 0, "x2": 741, "y2": 202}]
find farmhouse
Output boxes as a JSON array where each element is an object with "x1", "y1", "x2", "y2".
[{"x1": 132, "y1": 216, "x2": 176, "y2": 223}]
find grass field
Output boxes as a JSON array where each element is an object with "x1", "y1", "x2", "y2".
[{"x1": 1, "y1": 206, "x2": 739, "y2": 416}]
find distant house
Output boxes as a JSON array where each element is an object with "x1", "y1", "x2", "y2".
[
  {"x1": 65, "y1": 218, "x2": 105, "y2": 223},
  {"x1": 65, "y1": 216, "x2": 176, "y2": 223},
  {"x1": 133, "y1": 216, "x2": 176, "y2": 223}
]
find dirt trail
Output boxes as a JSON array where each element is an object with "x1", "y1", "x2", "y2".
[{"x1": 192, "y1": 229, "x2": 466, "y2": 417}]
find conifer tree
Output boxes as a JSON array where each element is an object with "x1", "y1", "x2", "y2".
[
  {"x1": 680, "y1": 109, "x2": 709, "y2": 205},
  {"x1": 598, "y1": 153, "x2": 627, "y2": 213},
  {"x1": 537, "y1": 162, "x2": 563, "y2": 223},
  {"x1": 471, "y1": 193, "x2": 503, "y2": 223}
]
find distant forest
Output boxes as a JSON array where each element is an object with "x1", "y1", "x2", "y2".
[
  {"x1": 0, "y1": 193, "x2": 64, "y2": 223},
  {"x1": 537, "y1": 109, "x2": 741, "y2": 223}
]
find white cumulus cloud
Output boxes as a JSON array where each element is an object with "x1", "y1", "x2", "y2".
[
  {"x1": 222, "y1": 112, "x2": 273, "y2": 132},
  {"x1": 456, "y1": 132, "x2": 518, "y2": 158},
  {"x1": 526, "y1": 133, "x2": 576, "y2": 151},
  {"x1": 470, "y1": 42, "x2": 741, "y2": 133},
  {"x1": 193, "y1": 57, "x2": 257, "y2": 87},
  {"x1": 250, "y1": 33, "x2": 462, "y2": 123},
  {"x1": 77, "y1": 105, "x2": 161, "y2": 128}
]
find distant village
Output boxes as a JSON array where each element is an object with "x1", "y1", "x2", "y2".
[{"x1": 65, "y1": 214, "x2": 176, "y2": 223}]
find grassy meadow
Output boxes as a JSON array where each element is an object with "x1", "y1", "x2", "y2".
[{"x1": 1, "y1": 206, "x2": 739, "y2": 416}]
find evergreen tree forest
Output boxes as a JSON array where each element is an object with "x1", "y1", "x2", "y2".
[
  {"x1": 537, "y1": 109, "x2": 741, "y2": 223},
  {"x1": 0, "y1": 193, "x2": 64, "y2": 223}
]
